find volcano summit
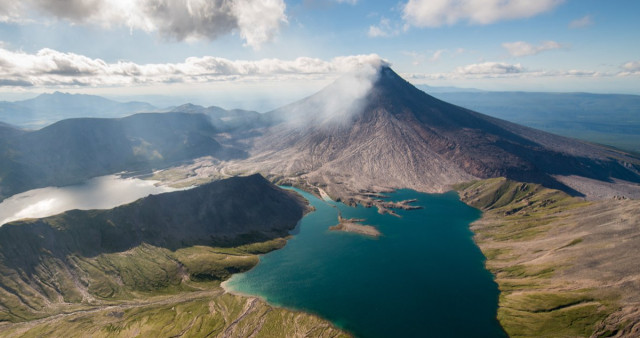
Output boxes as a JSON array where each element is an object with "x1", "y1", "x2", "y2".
[{"x1": 201, "y1": 66, "x2": 640, "y2": 204}]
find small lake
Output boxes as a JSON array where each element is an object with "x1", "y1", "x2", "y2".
[
  {"x1": 0, "y1": 175, "x2": 178, "y2": 225},
  {"x1": 225, "y1": 188, "x2": 505, "y2": 337}
]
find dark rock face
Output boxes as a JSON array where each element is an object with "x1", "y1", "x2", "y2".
[
  {"x1": 0, "y1": 174, "x2": 308, "y2": 273},
  {"x1": 243, "y1": 66, "x2": 640, "y2": 198}
]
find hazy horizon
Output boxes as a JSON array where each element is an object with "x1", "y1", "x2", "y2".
[{"x1": 2, "y1": 78, "x2": 640, "y2": 114}]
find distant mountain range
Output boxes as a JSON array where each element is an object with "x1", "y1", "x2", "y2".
[
  {"x1": 170, "y1": 103, "x2": 261, "y2": 132},
  {"x1": 0, "y1": 92, "x2": 156, "y2": 128},
  {"x1": 2, "y1": 87, "x2": 639, "y2": 155},
  {"x1": 0, "y1": 112, "x2": 246, "y2": 200}
]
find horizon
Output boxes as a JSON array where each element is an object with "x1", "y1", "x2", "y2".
[{"x1": 4, "y1": 71, "x2": 640, "y2": 113}]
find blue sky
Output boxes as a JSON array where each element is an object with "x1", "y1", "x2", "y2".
[{"x1": 0, "y1": 0, "x2": 638, "y2": 109}]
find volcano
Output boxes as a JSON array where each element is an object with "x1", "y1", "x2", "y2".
[{"x1": 228, "y1": 66, "x2": 640, "y2": 201}]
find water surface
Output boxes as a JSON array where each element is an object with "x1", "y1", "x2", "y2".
[
  {"x1": 0, "y1": 175, "x2": 178, "y2": 225},
  {"x1": 226, "y1": 188, "x2": 504, "y2": 337}
]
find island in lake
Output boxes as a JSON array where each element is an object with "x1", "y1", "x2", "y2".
[{"x1": 329, "y1": 213, "x2": 381, "y2": 238}]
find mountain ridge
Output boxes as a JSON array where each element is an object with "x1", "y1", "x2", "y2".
[{"x1": 0, "y1": 112, "x2": 247, "y2": 200}]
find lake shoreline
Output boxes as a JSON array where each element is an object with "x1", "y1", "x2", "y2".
[
  {"x1": 456, "y1": 178, "x2": 640, "y2": 337},
  {"x1": 224, "y1": 187, "x2": 503, "y2": 338}
]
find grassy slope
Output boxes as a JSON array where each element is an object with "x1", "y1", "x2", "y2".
[
  {"x1": 455, "y1": 178, "x2": 623, "y2": 337},
  {"x1": 0, "y1": 239, "x2": 348, "y2": 337}
]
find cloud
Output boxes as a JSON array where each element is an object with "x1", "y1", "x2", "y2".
[
  {"x1": 404, "y1": 61, "x2": 616, "y2": 81},
  {"x1": 620, "y1": 61, "x2": 640, "y2": 75},
  {"x1": 368, "y1": 18, "x2": 401, "y2": 38},
  {"x1": 455, "y1": 62, "x2": 524, "y2": 75},
  {"x1": 403, "y1": 0, "x2": 563, "y2": 27},
  {"x1": 502, "y1": 41, "x2": 562, "y2": 57},
  {"x1": 0, "y1": 0, "x2": 287, "y2": 49},
  {"x1": 334, "y1": 0, "x2": 358, "y2": 4},
  {"x1": 304, "y1": 61, "x2": 379, "y2": 126},
  {"x1": 569, "y1": 15, "x2": 593, "y2": 29},
  {"x1": 0, "y1": 46, "x2": 389, "y2": 88}
]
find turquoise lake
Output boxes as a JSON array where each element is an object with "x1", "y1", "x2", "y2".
[{"x1": 225, "y1": 188, "x2": 505, "y2": 337}]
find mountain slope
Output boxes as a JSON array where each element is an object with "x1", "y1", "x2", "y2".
[
  {"x1": 226, "y1": 66, "x2": 640, "y2": 201},
  {"x1": 0, "y1": 112, "x2": 246, "y2": 200},
  {"x1": 0, "y1": 175, "x2": 309, "y2": 322}
]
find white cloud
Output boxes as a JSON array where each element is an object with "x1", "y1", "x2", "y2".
[
  {"x1": 0, "y1": 0, "x2": 287, "y2": 49},
  {"x1": 368, "y1": 18, "x2": 401, "y2": 38},
  {"x1": 403, "y1": 0, "x2": 563, "y2": 27},
  {"x1": 455, "y1": 62, "x2": 524, "y2": 75},
  {"x1": 334, "y1": 0, "x2": 358, "y2": 4},
  {"x1": 232, "y1": 0, "x2": 288, "y2": 48},
  {"x1": 404, "y1": 62, "x2": 616, "y2": 81},
  {"x1": 0, "y1": 46, "x2": 389, "y2": 88},
  {"x1": 569, "y1": 15, "x2": 593, "y2": 29},
  {"x1": 620, "y1": 61, "x2": 640, "y2": 75},
  {"x1": 502, "y1": 41, "x2": 562, "y2": 57}
]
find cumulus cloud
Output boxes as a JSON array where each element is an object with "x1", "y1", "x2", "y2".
[
  {"x1": 0, "y1": 46, "x2": 388, "y2": 88},
  {"x1": 502, "y1": 41, "x2": 562, "y2": 57},
  {"x1": 569, "y1": 15, "x2": 593, "y2": 29},
  {"x1": 403, "y1": 0, "x2": 563, "y2": 27},
  {"x1": 0, "y1": 0, "x2": 287, "y2": 49}
]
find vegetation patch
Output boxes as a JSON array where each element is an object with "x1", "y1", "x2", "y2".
[{"x1": 456, "y1": 178, "x2": 621, "y2": 337}]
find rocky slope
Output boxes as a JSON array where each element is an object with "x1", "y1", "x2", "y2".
[{"x1": 0, "y1": 175, "x2": 309, "y2": 322}]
